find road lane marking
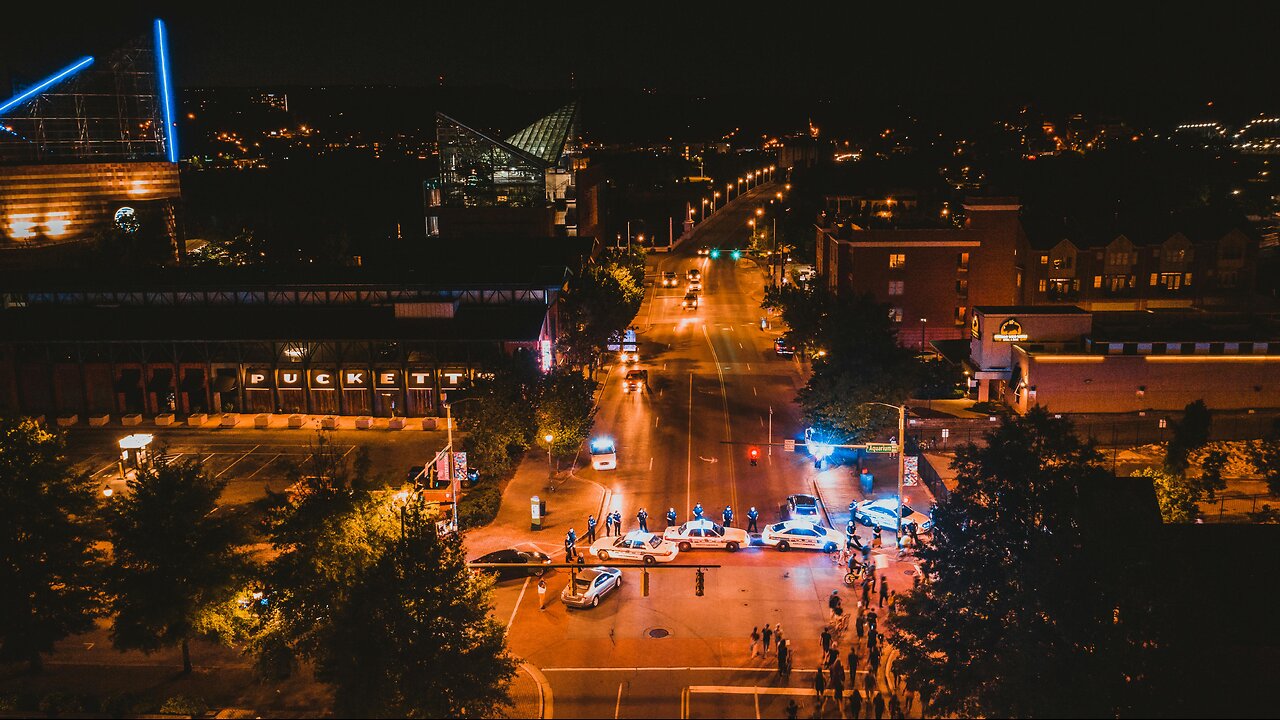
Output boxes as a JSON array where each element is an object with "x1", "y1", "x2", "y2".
[
  {"x1": 759, "y1": 416, "x2": 764, "y2": 427},
  {"x1": 242, "y1": 453, "x2": 282, "y2": 481},
  {"x1": 754, "y1": 686, "x2": 761, "y2": 719},
  {"x1": 615, "y1": 682, "x2": 624, "y2": 719},
  {"x1": 739, "y1": 343, "x2": 743, "y2": 349},
  {"x1": 701, "y1": 325, "x2": 738, "y2": 513},
  {"x1": 688, "y1": 685, "x2": 866, "y2": 696},
  {"x1": 747, "y1": 363, "x2": 751, "y2": 371},
  {"x1": 686, "y1": 372, "x2": 693, "y2": 517},
  {"x1": 649, "y1": 457, "x2": 654, "y2": 471},
  {"x1": 214, "y1": 445, "x2": 259, "y2": 479},
  {"x1": 753, "y1": 386, "x2": 757, "y2": 396},
  {"x1": 506, "y1": 577, "x2": 530, "y2": 635}
]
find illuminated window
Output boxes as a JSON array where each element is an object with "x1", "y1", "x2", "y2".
[
  {"x1": 889, "y1": 253, "x2": 906, "y2": 269},
  {"x1": 956, "y1": 278, "x2": 968, "y2": 294},
  {"x1": 956, "y1": 252, "x2": 970, "y2": 269},
  {"x1": 1184, "y1": 272, "x2": 1192, "y2": 286},
  {"x1": 1040, "y1": 254, "x2": 1049, "y2": 265},
  {"x1": 1149, "y1": 273, "x2": 1158, "y2": 286},
  {"x1": 889, "y1": 307, "x2": 903, "y2": 322},
  {"x1": 888, "y1": 280, "x2": 904, "y2": 296},
  {"x1": 1038, "y1": 279, "x2": 1047, "y2": 292},
  {"x1": 1093, "y1": 275, "x2": 1102, "y2": 288},
  {"x1": 954, "y1": 306, "x2": 967, "y2": 325}
]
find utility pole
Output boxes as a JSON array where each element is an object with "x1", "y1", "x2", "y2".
[
  {"x1": 896, "y1": 402, "x2": 906, "y2": 543},
  {"x1": 768, "y1": 406, "x2": 773, "y2": 457}
]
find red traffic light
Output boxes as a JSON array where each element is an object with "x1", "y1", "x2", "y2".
[{"x1": 749, "y1": 447, "x2": 760, "y2": 459}]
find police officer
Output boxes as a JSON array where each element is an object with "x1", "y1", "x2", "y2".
[
  {"x1": 693, "y1": 502, "x2": 704, "y2": 520},
  {"x1": 667, "y1": 507, "x2": 678, "y2": 527},
  {"x1": 871, "y1": 524, "x2": 883, "y2": 548},
  {"x1": 747, "y1": 506, "x2": 759, "y2": 533},
  {"x1": 637, "y1": 507, "x2": 649, "y2": 533},
  {"x1": 845, "y1": 519, "x2": 858, "y2": 551},
  {"x1": 565, "y1": 528, "x2": 577, "y2": 561},
  {"x1": 586, "y1": 514, "x2": 597, "y2": 543},
  {"x1": 722, "y1": 505, "x2": 734, "y2": 527},
  {"x1": 612, "y1": 509, "x2": 622, "y2": 534}
]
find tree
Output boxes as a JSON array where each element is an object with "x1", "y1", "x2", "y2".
[
  {"x1": 536, "y1": 369, "x2": 598, "y2": 458},
  {"x1": 105, "y1": 452, "x2": 248, "y2": 673},
  {"x1": 1247, "y1": 419, "x2": 1280, "y2": 495},
  {"x1": 795, "y1": 293, "x2": 918, "y2": 443},
  {"x1": 558, "y1": 255, "x2": 645, "y2": 371},
  {"x1": 762, "y1": 282, "x2": 831, "y2": 354},
  {"x1": 891, "y1": 409, "x2": 1157, "y2": 717},
  {"x1": 1135, "y1": 466, "x2": 1200, "y2": 523},
  {"x1": 1165, "y1": 399, "x2": 1212, "y2": 475},
  {"x1": 318, "y1": 503, "x2": 517, "y2": 717},
  {"x1": 0, "y1": 417, "x2": 103, "y2": 672},
  {"x1": 461, "y1": 356, "x2": 539, "y2": 474}
]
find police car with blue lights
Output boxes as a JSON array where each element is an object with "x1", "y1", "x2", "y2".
[
  {"x1": 663, "y1": 518, "x2": 751, "y2": 552},
  {"x1": 590, "y1": 437, "x2": 617, "y2": 471},
  {"x1": 589, "y1": 530, "x2": 680, "y2": 564},
  {"x1": 852, "y1": 498, "x2": 933, "y2": 533},
  {"x1": 760, "y1": 520, "x2": 844, "y2": 553}
]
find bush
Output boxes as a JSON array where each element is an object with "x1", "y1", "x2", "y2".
[
  {"x1": 38, "y1": 692, "x2": 88, "y2": 714},
  {"x1": 970, "y1": 401, "x2": 1013, "y2": 416},
  {"x1": 159, "y1": 695, "x2": 209, "y2": 716},
  {"x1": 458, "y1": 481, "x2": 504, "y2": 528},
  {"x1": 101, "y1": 691, "x2": 142, "y2": 718}
]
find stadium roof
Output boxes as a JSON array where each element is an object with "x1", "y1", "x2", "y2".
[{"x1": 505, "y1": 102, "x2": 578, "y2": 165}]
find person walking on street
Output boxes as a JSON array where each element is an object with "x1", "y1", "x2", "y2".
[
  {"x1": 846, "y1": 518, "x2": 858, "y2": 551},
  {"x1": 586, "y1": 514, "x2": 597, "y2": 543},
  {"x1": 777, "y1": 638, "x2": 789, "y2": 677},
  {"x1": 873, "y1": 691, "x2": 886, "y2": 720},
  {"x1": 889, "y1": 694, "x2": 902, "y2": 720},
  {"x1": 784, "y1": 698, "x2": 799, "y2": 720},
  {"x1": 862, "y1": 576, "x2": 873, "y2": 607},
  {"x1": 872, "y1": 524, "x2": 882, "y2": 548},
  {"x1": 722, "y1": 505, "x2": 733, "y2": 527},
  {"x1": 830, "y1": 662, "x2": 845, "y2": 714},
  {"x1": 762, "y1": 623, "x2": 773, "y2": 655},
  {"x1": 693, "y1": 502, "x2": 704, "y2": 519},
  {"x1": 814, "y1": 666, "x2": 827, "y2": 713},
  {"x1": 828, "y1": 589, "x2": 844, "y2": 621},
  {"x1": 750, "y1": 626, "x2": 760, "y2": 657},
  {"x1": 867, "y1": 607, "x2": 879, "y2": 633},
  {"x1": 849, "y1": 686, "x2": 863, "y2": 720},
  {"x1": 868, "y1": 643, "x2": 881, "y2": 675},
  {"x1": 747, "y1": 506, "x2": 759, "y2": 533},
  {"x1": 821, "y1": 626, "x2": 833, "y2": 656},
  {"x1": 879, "y1": 576, "x2": 889, "y2": 608},
  {"x1": 667, "y1": 507, "x2": 677, "y2": 527},
  {"x1": 888, "y1": 590, "x2": 898, "y2": 621},
  {"x1": 868, "y1": 626, "x2": 879, "y2": 653},
  {"x1": 637, "y1": 508, "x2": 648, "y2": 533},
  {"x1": 856, "y1": 612, "x2": 866, "y2": 640},
  {"x1": 604, "y1": 511, "x2": 615, "y2": 537},
  {"x1": 848, "y1": 646, "x2": 859, "y2": 680},
  {"x1": 537, "y1": 579, "x2": 547, "y2": 610}
]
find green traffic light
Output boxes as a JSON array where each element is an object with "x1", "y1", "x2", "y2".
[
  {"x1": 710, "y1": 249, "x2": 721, "y2": 259},
  {"x1": 731, "y1": 250, "x2": 742, "y2": 261}
]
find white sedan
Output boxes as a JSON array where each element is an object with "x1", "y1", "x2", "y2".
[
  {"x1": 760, "y1": 520, "x2": 844, "y2": 553},
  {"x1": 853, "y1": 498, "x2": 933, "y2": 533},
  {"x1": 663, "y1": 518, "x2": 750, "y2": 552},
  {"x1": 589, "y1": 530, "x2": 680, "y2": 564}
]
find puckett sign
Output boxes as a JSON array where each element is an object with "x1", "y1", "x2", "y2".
[{"x1": 993, "y1": 318, "x2": 1028, "y2": 342}]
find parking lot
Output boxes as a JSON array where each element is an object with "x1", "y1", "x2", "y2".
[{"x1": 64, "y1": 426, "x2": 451, "y2": 508}]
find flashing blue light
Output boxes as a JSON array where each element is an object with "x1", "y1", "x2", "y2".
[
  {"x1": 811, "y1": 442, "x2": 834, "y2": 459},
  {"x1": 590, "y1": 437, "x2": 615, "y2": 452},
  {"x1": 0, "y1": 56, "x2": 95, "y2": 117},
  {"x1": 154, "y1": 19, "x2": 178, "y2": 163},
  {"x1": 731, "y1": 249, "x2": 742, "y2": 261},
  {"x1": 710, "y1": 248, "x2": 721, "y2": 259}
]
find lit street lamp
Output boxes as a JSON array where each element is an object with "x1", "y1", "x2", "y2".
[{"x1": 544, "y1": 433, "x2": 554, "y2": 478}]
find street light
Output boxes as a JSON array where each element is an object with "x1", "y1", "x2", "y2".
[
  {"x1": 861, "y1": 402, "x2": 908, "y2": 544},
  {"x1": 701, "y1": 197, "x2": 709, "y2": 221},
  {"x1": 544, "y1": 433, "x2": 554, "y2": 478},
  {"x1": 445, "y1": 397, "x2": 482, "y2": 530},
  {"x1": 713, "y1": 190, "x2": 721, "y2": 212}
]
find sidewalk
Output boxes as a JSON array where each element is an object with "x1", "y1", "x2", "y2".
[{"x1": 464, "y1": 452, "x2": 608, "y2": 559}]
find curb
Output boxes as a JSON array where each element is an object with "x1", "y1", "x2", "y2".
[{"x1": 520, "y1": 661, "x2": 555, "y2": 719}]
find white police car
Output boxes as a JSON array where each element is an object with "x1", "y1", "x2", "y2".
[
  {"x1": 663, "y1": 518, "x2": 751, "y2": 552},
  {"x1": 590, "y1": 437, "x2": 617, "y2": 471},
  {"x1": 589, "y1": 530, "x2": 680, "y2": 564},
  {"x1": 853, "y1": 498, "x2": 933, "y2": 533},
  {"x1": 561, "y1": 566, "x2": 623, "y2": 609},
  {"x1": 760, "y1": 520, "x2": 844, "y2": 553}
]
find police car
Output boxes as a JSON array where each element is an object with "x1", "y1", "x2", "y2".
[
  {"x1": 760, "y1": 520, "x2": 844, "y2": 553},
  {"x1": 663, "y1": 518, "x2": 751, "y2": 552},
  {"x1": 561, "y1": 566, "x2": 623, "y2": 609},
  {"x1": 590, "y1": 437, "x2": 617, "y2": 471},
  {"x1": 784, "y1": 493, "x2": 821, "y2": 522},
  {"x1": 589, "y1": 530, "x2": 680, "y2": 564},
  {"x1": 853, "y1": 498, "x2": 933, "y2": 533}
]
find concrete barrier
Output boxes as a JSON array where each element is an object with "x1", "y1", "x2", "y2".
[
  {"x1": 220, "y1": 413, "x2": 239, "y2": 428},
  {"x1": 187, "y1": 413, "x2": 208, "y2": 427},
  {"x1": 57, "y1": 415, "x2": 79, "y2": 427},
  {"x1": 321, "y1": 416, "x2": 338, "y2": 430},
  {"x1": 254, "y1": 414, "x2": 270, "y2": 429},
  {"x1": 122, "y1": 414, "x2": 142, "y2": 426},
  {"x1": 155, "y1": 413, "x2": 175, "y2": 427},
  {"x1": 388, "y1": 417, "x2": 406, "y2": 430},
  {"x1": 355, "y1": 416, "x2": 373, "y2": 430},
  {"x1": 89, "y1": 414, "x2": 110, "y2": 427},
  {"x1": 288, "y1": 414, "x2": 305, "y2": 429},
  {"x1": 422, "y1": 417, "x2": 438, "y2": 431}
]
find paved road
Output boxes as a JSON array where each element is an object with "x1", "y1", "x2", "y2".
[{"x1": 495, "y1": 185, "x2": 925, "y2": 718}]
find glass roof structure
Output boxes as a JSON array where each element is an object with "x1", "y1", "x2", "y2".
[{"x1": 435, "y1": 102, "x2": 578, "y2": 210}]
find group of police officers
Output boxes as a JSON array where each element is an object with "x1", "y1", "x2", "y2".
[{"x1": 562, "y1": 503, "x2": 765, "y2": 559}]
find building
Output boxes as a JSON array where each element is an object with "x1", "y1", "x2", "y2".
[
  {"x1": 426, "y1": 102, "x2": 587, "y2": 240},
  {"x1": 967, "y1": 306, "x2": 1280, "y2": 413},
  {"x1": 816, "y1": 197, "x2": 1258, "y2": 349},
  {"x1": 0, "y1": 20, "x2": 182, "y2": 261},
  {"x1": 0, "y1": 238, "x2": 590, "y2": 421}
]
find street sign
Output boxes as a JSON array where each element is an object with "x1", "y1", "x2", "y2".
[
  {"x1": 783, "y1": 439, "x2": 796, "y2": 453},
  {"x1": 865, "y1": 442, "x2": 896, "y2": 454}
]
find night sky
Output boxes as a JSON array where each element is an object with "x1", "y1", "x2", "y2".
[{"x1": 4, "y1": 4, "x2": 1280, "y2": 124}]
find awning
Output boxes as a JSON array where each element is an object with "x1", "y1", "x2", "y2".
[{"x1": 212, "y1": 374, "x2": 238, "y2": 393}]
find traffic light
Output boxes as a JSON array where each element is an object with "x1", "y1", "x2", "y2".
[
  {"x1": 710, "y1": 248, "x2": 721, "y2": 259},
  {"x1": 749, "y1": 447, "x2": 760, "y2": 466},
  {"x1": 695, "y1": 568, "x2": 705, "y2": 597},
  {"x1": 731, "y1": 249, "x2": 742, "y2": 261},
  {"x1": 642, "y1": 567, "x2": 650, "y2": 597}
]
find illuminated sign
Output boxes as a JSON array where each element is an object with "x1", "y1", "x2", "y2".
[
  {"x1": 309, "y1": 369, "x2": 336, "y2": 389},
  {"x1": 904, "y1": 455, "x2": 919, "y2": 487},
  {"x1": 276, "y1": 370, "x2": 303, "y2": 388},
  {"x1": 971, "y1": 314, "x2": 981, "y2": 339},
  {"x1": 540, "y1": 340, "x2": 553, "y2": 372},
  {"x1": 245, "y1": 369, "x2": 271, "y2": 389},
  {"x1": 341, "y1": 369, "x2": 369, "y2": 389},
  {"x1": 407, "y1": 369, "x2": 435, "y2": 390},
  {"x1": 375, "y1": 369, "x2": 401, "y2": 388},
  {"x1": 993, "y1": 318, "x2": 1028, "y2": 342},
  {"x1": 440, "y1": 368, "x2": 468, "y2": 390}
]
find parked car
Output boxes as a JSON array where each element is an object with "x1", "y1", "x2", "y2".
[
  {"x1": 663, "y1": 518, "x2": 751, "y2": 551},
  {"x1": 589, "y1": 530, "x2": 680, "y2": 564},
  {"x1": 561, "y1": 566, "x2": 623, "y2": 608},
  {"x1": 853, "y1": 498, "x2": 933, "y2": 533},
  {"x1": 469, "y1": 547, "x2": 552, "y2": 580},
  {"x1": 760, "y1": 520, "x2": 844, "y2": 553},
  {"x1": 784, "y1": 493, "x2": 821, "y2": 521}
]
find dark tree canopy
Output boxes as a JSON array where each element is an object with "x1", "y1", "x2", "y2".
[
  {"x1": 105, "y1": 452, "x2": 248, "y2": 673},
  {"x1": 891, "y1": 409, "x2": 1163, "y2": 718},
  {"x1": 0, "y1": 417, "x2": 103, "y2": 671}
]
